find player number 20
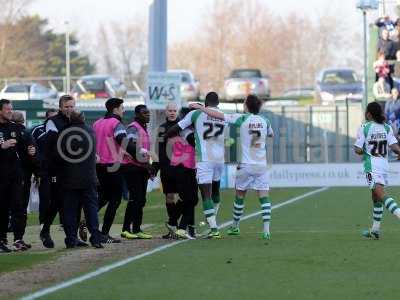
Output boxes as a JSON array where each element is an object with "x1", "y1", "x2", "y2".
[{"x1": 369, "y1": 140, "x2": 387, "y2": 156}]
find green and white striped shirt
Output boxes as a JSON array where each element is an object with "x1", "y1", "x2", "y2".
[{"x1": 354, "y1": 121, "x2": 398, "y2": 174}]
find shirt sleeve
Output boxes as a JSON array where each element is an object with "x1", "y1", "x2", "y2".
[
  {"x1": 387, "y1": 126, "x2": 398, "y2": 146},
  {"x1": 224, "y1": 113, "x2": 242, "y2": 124},
  {"x1": 178, "y1": 110, "x2": 195, "y2": 130},
  {"x1": 113, "y1": 123, "x2": 127, "y2": 138},
  {"x1": 126, "y1": 126, "x2": 138, "y2": 141},
  {"x1": 45, "y1": 120, "x2": 58, "y2": 133},
  {"x1": 354, "y1": 126, "x2": 365, "y2": 149}
]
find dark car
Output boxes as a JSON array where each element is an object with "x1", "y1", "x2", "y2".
[
  {"x1": 315, "y1": 68, "x2": 363, "y2": 105},
  {"x1": 72, "y1": 75, "x2": 127, "y2": 100}
]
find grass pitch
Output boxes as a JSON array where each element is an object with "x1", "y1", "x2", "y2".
[{"x1": 17, "y1": 186, "x2": 400, "y2": 300}]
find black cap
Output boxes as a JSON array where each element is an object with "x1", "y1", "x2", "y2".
[{"x1": 135, "y1": 104, "x2": 147, "y2": 114}]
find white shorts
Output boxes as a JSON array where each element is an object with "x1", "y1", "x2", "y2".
[
  {"x1": 196, "y1": 161, "x2": 224, "y2": 184},
  {"x1": 366, "y1": 172, "x2": 388, "y2": 190},
  {"x1": 235, "y1": 164, "x2": 269, "y2": 191}
]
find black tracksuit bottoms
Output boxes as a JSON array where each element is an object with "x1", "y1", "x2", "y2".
[{"x1": 122, "y1": 165, "x2": 149, "y2": 234}]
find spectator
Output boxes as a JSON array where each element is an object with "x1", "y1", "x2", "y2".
[
  {"x1": 377, "y1": 29, "x2": 396, "y2": 60},
  {"x1": 374, "y1": 51, "x2": 390, "y2": 80},
  {"x1": 385, "y1": 88, "x2": 400, "y2": 123},
  {"x1": 58, "y1": 111, "x2": 103, "y2": 249},
  {"x1": 392, "y1": 50, "x2": 400, "y2": 89},
  {"x1": 375, "y1": 15, "x2": 396, "y2": 35},
  {"x1": 373, "y1": 77, "x2": 391, "y2": 101}
]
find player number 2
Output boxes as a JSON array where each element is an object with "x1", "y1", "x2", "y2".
[{"x1": 249, "y1": 130, "x2": 261, "y2": 147}]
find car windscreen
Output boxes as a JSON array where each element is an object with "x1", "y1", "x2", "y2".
[
  {"x1": 79, "y1": 79, "x2": 106, "y2": 92},
  {"x1": 230, "y1": 70, "x2": 262, "y2": 78},
  {"x1": 5, "y1": 85, "x2": 30, "y2": 93},
  {"x1": 322, "y1": 71, "x2": 357, "y2": 84}
]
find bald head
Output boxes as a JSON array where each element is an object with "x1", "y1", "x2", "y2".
[
  {"x1": 11, "y1": 111, "x2": 25, "y2": 125},
  {"x1": 165, "y1": 102, "x2": 178, "y2": 121}
]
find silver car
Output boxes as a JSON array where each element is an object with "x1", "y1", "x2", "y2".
[
  {"x1": 224, "y1": 69, "x2": 270, "y2": 101},
  {"x1": 169, "y1": 69, "x2": 200, "y2": 102},
  {"x1": 0, "y1": 83, "x2": 57, "y2": 101}
]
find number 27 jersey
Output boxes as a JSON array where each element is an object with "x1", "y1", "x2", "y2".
[
  {"x1": 354, "y1": 121, "x2": 398, "y2": 174},
  {"x1": 178, "y1": 108, "x2": 226, "y2": 163}
]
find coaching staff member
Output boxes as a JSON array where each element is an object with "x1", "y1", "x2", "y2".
[
  {"x1": 0, "y1": 99, "x2": 36, "y2": 252},
  {"x1": 153, "y1": 102, "x2": 184, "y2": 238},
  {"x1": 57, "y1": 111, "x2": 103, "y2": 248}
]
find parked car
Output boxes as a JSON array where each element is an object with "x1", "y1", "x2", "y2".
[
  {"x1": 0, "y1": 83, "x2": 57, "y2": 101},
  {"x1": 72, "y1": 75, "x2": 127, "y2": 100},
  {"x1": 315, "y1": 68, "x2": 363, "y2": 104},
  {"x1": 168, "y1": 69, "x2": 200, "y2": 101},
  {"x1": 224, "y1": 68, "x2": 270, "y2": 101}
]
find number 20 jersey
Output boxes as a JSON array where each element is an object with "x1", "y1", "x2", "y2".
[
  {"x1": 178, "y1": 108, "x2": 226, "y2": 163},
  {"x1": 225, "y1": 113, "x2": 273, "y2": 166},
  {"x1": 354, "y1": 121, "x2": 398, "y2": 174}
]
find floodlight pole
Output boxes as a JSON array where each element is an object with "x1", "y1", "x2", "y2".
[
  {"x1": 363, "y1": 10, "x2": 368, "y2": 110},
  {"x1": 65, "y1": 21, "x2": 71, "y2": 94}
]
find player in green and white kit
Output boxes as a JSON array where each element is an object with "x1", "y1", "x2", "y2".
[
  {"x1": 167, "y1": 92, "x2": 225, "y2": 239},
  {"x1": 191, "y1": 95, "x2": 274, "y2": 239},
  {"x1": 354, "y1": 102, "x2": 400, "y2": 239}
]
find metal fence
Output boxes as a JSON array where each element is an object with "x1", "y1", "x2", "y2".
[{"x1": 224, "y1": 103, "x2": 364, "y2": 164}]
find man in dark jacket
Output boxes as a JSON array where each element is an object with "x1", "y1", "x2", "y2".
[
  {"x1": 377, "y1": 29, "x2": 396, "y2": 60},
  {"x1": 0, "y1": 99, "x2": 36, "y2": 252},
  {"x1": 58, "y1": 111, "x2": 103, "y2": 248},
  {"x1": 153, "y1": 102, "x2": 184, "y2": 238},
  {"x1": 31, "y1": 108, "x2": 59, "y2": 248}
]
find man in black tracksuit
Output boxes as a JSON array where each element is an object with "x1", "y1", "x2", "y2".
[
  {"x1": 0, "y1": 99, "x2": 36, "y2": 253},
  {"x1": 153, "y1": 102, "x2": 184, "y2": 238},
  {"x1": 43, "y1": 95, "x2": 88, "y2": 247},
  {"x1": 10, "y1": 111, "x2": 37, "y2": 244},
  {"x1": 57, "y1": 111, "x2": 103, "y2": 248},
  {"x1": 31, "y1": 108, "x2": 59, "y2": 248}
]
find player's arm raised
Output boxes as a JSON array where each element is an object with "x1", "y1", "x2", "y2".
[{"x1": 189, "y1": 103, "x2": 224, "y2": 120}]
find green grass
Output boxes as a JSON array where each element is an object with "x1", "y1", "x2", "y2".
[
  {"x1": 21, "y1": 186, "x2": 400, "y2": 300},
  {"x1": 0, "y1": 251, "x2": 57, "y2": 274},
  {"x1": 3, "y1": 188, "x2": 307, "y2": 275}
]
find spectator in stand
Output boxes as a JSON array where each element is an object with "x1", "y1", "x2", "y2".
[
  {"x1": 374, "y1": 51, "x2": 391, "y2": 81},
  {"x1": 373, "y1": 76, "x2": 391, "y2": 101},
  {"x1": 385, "y1": 88, "x2": 400, "y2": 135},
  {"x1": 392, "y1": 50, "x2": 400, "y2": 89},
  {"x1": 375, "y1": 15, "x2": 396, "y2": 36},
  {"x1": 377, "y1": 29, "x2": 396, "y2": 60}
]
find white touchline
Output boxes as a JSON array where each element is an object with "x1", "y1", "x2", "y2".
[{"x1": 21, "y1": 187, "x2": 329, "y2": 300}]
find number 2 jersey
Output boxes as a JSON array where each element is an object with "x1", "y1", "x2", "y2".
[
  {"x1": 354, "y1": 121, "x2": 398, "y2": 174},
  {"x1": 178, "y1": 108, "x2": 226, "y2": 163},
  {"x1": 224, "y1": 113, "x2": 273, "y2": 166}
]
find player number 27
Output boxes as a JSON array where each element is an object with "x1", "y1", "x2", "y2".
[
  {"x1": 203, "y1": 122, "x2": 224, "y2": 140},
  {"x1": 369, "y1": 140, "x2": 387, "y2": 156}
]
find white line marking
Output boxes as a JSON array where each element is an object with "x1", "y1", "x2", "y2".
[{"x1": 21, "y1": 187, "x2": 329, "y2": 300}]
